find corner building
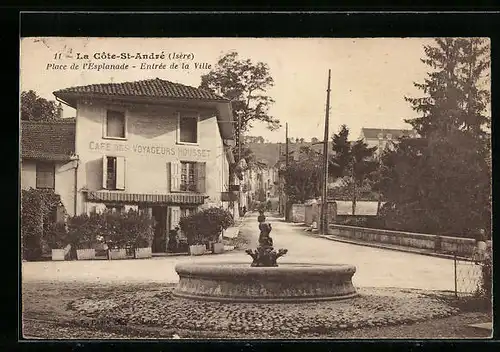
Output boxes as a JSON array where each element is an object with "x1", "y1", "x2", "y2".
[{"x1": 51, "y1": 78, "x2": 236, "y2": 253}]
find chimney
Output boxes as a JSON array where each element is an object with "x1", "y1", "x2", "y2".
[{"x1": 56, "y1": 102, "x2": 63, "y2": 119}]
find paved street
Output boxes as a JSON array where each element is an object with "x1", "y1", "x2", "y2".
[{"x1": 22, "y1": 212, "x2": 456, "y2": 291}]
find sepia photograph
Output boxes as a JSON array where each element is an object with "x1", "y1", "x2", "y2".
[{"x1": 20, "y1": 37, "x2": 492, "y2": 340}]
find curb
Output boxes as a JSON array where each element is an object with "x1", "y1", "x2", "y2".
[{"x1": 317, "y1": 234, "x2": 465, "y2": 261}]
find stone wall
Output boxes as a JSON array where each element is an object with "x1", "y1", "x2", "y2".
[
  {"x1": 328, "y1": 224, "x2": 477, "y2": 257},
  {"x1": 291, "y1": 202, "x2": 337, "y2": 225},
  {"x1": 290, "y1": 204, "x2": 306, "y2": 223}
]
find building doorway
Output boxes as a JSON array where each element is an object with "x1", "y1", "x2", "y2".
[{"x1": 152, "y1": 206, "x2": 168, "y2": 253}]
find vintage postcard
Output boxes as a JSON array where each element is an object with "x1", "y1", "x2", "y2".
[{"x1": 20, "y1": 37, "x2": 492, "y2": 340}]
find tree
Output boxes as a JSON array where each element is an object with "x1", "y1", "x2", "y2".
[
  {"x1": 405, "y1": 38, "x2": 490, "y2": 139},
  {"x1": 200, "y1": 52, "x2": 279, "y2": 214},
  {"x1": 281, "y1": 146, "x2": 323, "y2": 204},
  {"x1": 21, "y1": 90, "x2": 61, "y2": 121},
  {"x1": 199, "y1": 51, "x2": 280, "y2": 155},
  {"x1": 378, "y1": 131, "x2": 491, "y2": 236},
  {"x1": 378, "y1": 38, "x2": 492, "y2": 236},
  {"x1": 330, "y1": 125, "x2": 378, "y2": 215}
]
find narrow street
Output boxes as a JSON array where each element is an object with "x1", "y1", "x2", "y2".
[{"x1": 22, "y1": 212, "x2": 455, "y2": 291}]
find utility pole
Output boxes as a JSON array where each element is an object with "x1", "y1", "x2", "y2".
[
  {"x1": 320, "y1": 69, "x2": 332, "y2": 235},
  {"x1": 284, "y1": 122, "x2": 289, "y2": 221},
  {"x1": 237, "y1": 113, "x2": 242, "y2": 216}
]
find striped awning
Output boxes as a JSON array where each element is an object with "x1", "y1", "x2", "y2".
[{"x1": 85, "y1": 191, "x2": 207, "y2": 205}]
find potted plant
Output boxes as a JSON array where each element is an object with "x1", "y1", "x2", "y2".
[
  {"x1": 134, "y1": 237, "x2": 153, "y2": 259},
  {"x1": 67, "y1": 213, "x2": 99, "y2": 260},
  {"x1": 179, "y1": 212, "x2": 206, "y2": 256},
  {"x1": 105, "y1": 210, "x2": 127, "y2": 260},
  {"x1": 68, "y1": 214, "x2": 99, "y2": 260},
  {"x1": 45, "y1": 222, "x2": 68, "y2": 261},
  {"x1": 180, "y1": 207, "x2": 234, "y2": 255},
  {"x1": 114, "y1": 209, "x2": 154, "y2": 259},
  {"x1": 127, "y1": 210, "x2": 154, "y2": 259},
  {"x1": 203, "y1": 207, "x2": 234, "y2": 254}
]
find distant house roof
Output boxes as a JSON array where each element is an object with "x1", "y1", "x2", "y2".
[
  {"x1": 21, "y1": 119, "x2": 76, "y2": 161},
  {"x1": 335, "y1": 200, "x2": 383, "y2": 216},
  {"x1": 53, "y1": 78, "x2": 228, "y2": 108},
  {"x1": 361, "y1": 128, "x2": 415, "y2": 140}
]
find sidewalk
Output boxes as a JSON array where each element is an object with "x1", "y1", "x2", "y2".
[
  {"x1": 222, "y1": 213, "x2": 249, "y2": 239},
  {"x1": 298, "y1": 224, "x2": 467, "y2": 261}
]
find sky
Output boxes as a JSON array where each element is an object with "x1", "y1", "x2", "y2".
[{"x1": 21, "y1": 37, "x2": 439, "y2": 142}]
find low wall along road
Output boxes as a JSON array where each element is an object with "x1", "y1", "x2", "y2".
[
  {"x1": 328, "y1": 224, "x2": 477, "y2": 258},
  {"x1": 290, "y1": 202, "x2": 480, "y2": 258}
]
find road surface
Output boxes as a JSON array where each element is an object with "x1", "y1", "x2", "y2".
[{"x1": 22, "y1": 212, "x2": 456, "y2": 291}]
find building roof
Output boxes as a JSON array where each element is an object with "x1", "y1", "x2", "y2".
[
  {"x1": 53, "y1": 78, "x2": 228, "y2": 108},
  {"x1": 21, "y1": 119, "x2": 76, "y2": 161},
  {"x1": 53, "y1": 78, "x2": 235, "y2": 141},
  {"x1": 361, "y1": 128, "x2": 415, "y2": 140}
]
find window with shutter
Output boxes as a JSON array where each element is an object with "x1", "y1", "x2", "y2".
[
  {"x1": 103, "y1": 156, "x2": 125, "y2": 190},
  {"x1": 170, "y1": 161, "x2": 181, "y2": 192},
  {"x1": 102, "y1": 156, "x2": 108, "y2": 189},
  {"x1": 115, "y1": 157, "x2": 126, "y2": 190},
  {"x1": 179, "y1": 161, "x2": 196, "y2": 191}
]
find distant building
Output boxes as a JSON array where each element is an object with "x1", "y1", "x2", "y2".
[
  {"x1": 21, "y1": 119, "x2": 78, "y2": 220},
  {"x1": 244, "y1": 140, "x2": 337, "y2": 212},
  {"x1": 360, "y1": 128, "x2": 418, "y2": 157}
]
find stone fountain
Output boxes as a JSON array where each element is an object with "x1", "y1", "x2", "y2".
[{"x1": 173, "y1": 215, "x2": 358, "y2": 303}]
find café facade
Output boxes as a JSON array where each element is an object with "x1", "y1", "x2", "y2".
[{"x1": 22, "y1": 78, "x2": 238, "y2": 253}]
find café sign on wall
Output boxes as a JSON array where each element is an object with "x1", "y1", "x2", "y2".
[{"x1": 88, "y1": 141, "x2": 211, "y2": 160}]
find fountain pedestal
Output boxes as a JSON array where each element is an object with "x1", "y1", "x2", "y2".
[
  {"x1": 173, "y1": 220, "x2": 358, "y2": 303},
  {"x1": 174, "y1": 263, "x2": 358, "y2": 303}
]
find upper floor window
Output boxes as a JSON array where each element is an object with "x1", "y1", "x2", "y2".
[
  {"x1": 36, "y1": 162, "x2": 55, "y2": 189},
  {"x1": 105, "y1": 110, "x2": 126, "y2": 139},
  {"x1": 102, "y1": 156, "x2": 126, "y2": 190},
  {"x1": 181, "y1": 161, "x2": 197, "y2": 192},
  {"x1": 177, "y1": 113, "x2": 198, "y2": 144}
]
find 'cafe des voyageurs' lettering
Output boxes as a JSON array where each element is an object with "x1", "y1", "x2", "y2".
[{"x1": 88, "y1": 141, "x2": 211, "y2": 159}]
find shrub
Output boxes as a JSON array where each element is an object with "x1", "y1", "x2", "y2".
[
  {"x1": 179, "y1": 207, "x2": 234, "y2": 245},
  {"x1": 67, "y1": 209, "x2": 154, "y2": 250},
  {"x1": 120, "y1": 210, "x2": 154, "y2": 248},
  {"x1": 21, "y1": 188, "x2": 63, "y2": 260},
  {"x1": 67, "y1": 212, "x2": 105, "y2": 250}
]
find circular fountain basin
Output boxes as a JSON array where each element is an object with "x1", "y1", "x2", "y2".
[{"x1": 174, "y1": 262, "x2": 358, "y2": 303}]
